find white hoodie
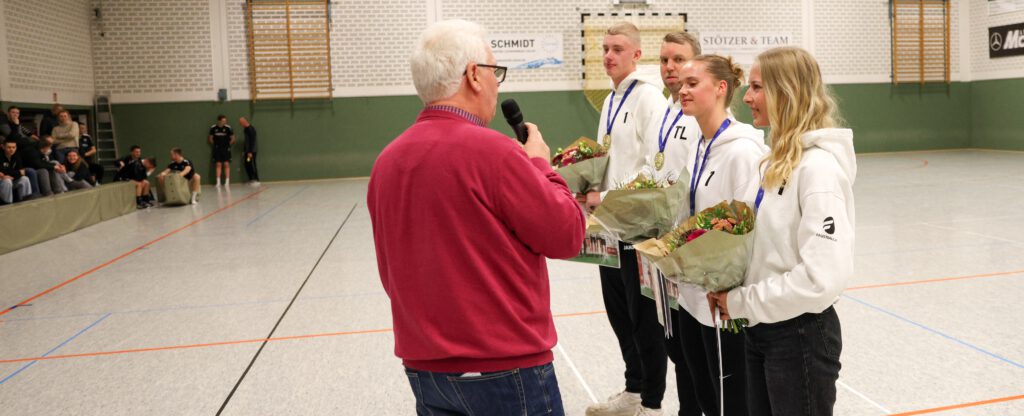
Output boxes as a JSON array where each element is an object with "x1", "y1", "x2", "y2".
[
  {"x1": 597, "y1": 66, "x2": 666, "y2": 190},
  {"x1": 675, "y1": 118, "x2": 769, "y2": 326},
  {"x1": 642, "y1": 96, "x2": 701, "y2": 185},
  {"x1": 727, "y1": 128, "x2": 857, "y2": 325}
]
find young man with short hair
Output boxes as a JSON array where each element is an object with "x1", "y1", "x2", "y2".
[
  {"x1": 1, "y1": 140, "x2": 31, "y2": 204},
  {"x1": 159, "y1": 148, "x2": 201, "y2": 204},
  {"x1": 208, "y1": 115, "x2": 235, "y2": 187}
]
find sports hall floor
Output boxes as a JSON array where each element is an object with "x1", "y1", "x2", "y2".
[{"x1": 0, "y1": 149, "x2": 1022, "y2": 415}]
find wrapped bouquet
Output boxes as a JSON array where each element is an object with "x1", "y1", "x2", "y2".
[
  {"x1": 634, "y1": 200, "x2": 755, "y2": 333},
  {"x1": 552, "y1": 137, "x2": 609, "y2": 194},
  {"x1": 587, "y1": 169, "x2": 690, "y2": 244}
]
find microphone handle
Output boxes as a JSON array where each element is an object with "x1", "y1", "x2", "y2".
[{"x1": 512, "y1": 122, "x2": 529, "y2": 144}]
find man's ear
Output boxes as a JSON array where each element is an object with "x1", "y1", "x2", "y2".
[{"x1": 465, "y1": 62, "x2": 483, "y2": 92}]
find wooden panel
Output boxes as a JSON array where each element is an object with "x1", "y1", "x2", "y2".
[
  {"x1": 247, "y1": 0, "x2": 333, "y2": 101},
  {"x1": 892, "y1": 0, "x2": 950, "y2": 84}
]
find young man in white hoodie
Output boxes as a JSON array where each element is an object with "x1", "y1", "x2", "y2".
[
  {"x1": 710, "y1": 46, "x2": 855, "y2": 416},
  {"x1": 675, "y1": 54, "x2": 769, "y2": 416},
  {"x1": 644, "y1": 32, "x2": 716, "y2": 416},
  {"x1": 584, "y1": 22, "x2": 673, "y2": 416}
]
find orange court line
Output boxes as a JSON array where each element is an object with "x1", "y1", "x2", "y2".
[
  {"x1": 0, "y1": 310, "x2": 608, "y2": 365},
  {"x1": 890, "y1": 394, "x2": 1024, "y2": 415},
  {"x1": 0, "y1": 189, "x2": 266, "y2": 318},
  {"x1": 847, "y1": 269, "x2": 1024, "y2": 291}
]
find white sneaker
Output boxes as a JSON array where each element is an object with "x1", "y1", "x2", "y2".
[
  {"x1": 633, "y1": 406, "x2": 663, "y2": 416},
  {"x1": 190, "y1": 192, "x2": 198, "y2": 204},
  {"x1": 585, "y1": 391, "x2": 641, "y2": 416}
]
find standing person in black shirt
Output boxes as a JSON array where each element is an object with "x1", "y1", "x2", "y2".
[
  {"x1": 78, "y1": 122, "x2": 103, "y2": 184},
  {"x1": 208, "y1": 115, "x2": 234, "y2": 188},
  {"x1": 39, "y1": 104, "x2": 63, "y2": 138},
  {"x1": 159, "y1": 148, "x2": 201, "y2": 204},
  {"x1": 239, "y1": 117, "x2": 259, "y2": 186}
]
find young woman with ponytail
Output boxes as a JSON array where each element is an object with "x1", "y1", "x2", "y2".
[
  {"x1": 708, "y1": 46, "x2": 856, "y2": 416},
  {"x1": 675, "y1": 54, "x2": 768, "y2": 416}
]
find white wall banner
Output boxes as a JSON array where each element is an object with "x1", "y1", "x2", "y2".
[
  {"x1": 487, "y1": 33, "x2": 564, "y2": 69},
  {"x1": 990, "y1": 0, "x2": 1024, "y2": 16},
  {"x1": 698, "y1": 32, "x2": 794, "y2": 65}
]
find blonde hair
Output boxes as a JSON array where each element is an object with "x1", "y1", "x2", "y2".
[
  {"x1": 756, "y1": 47, "x2": 841, "y2": 190},
  {"x1": 606, "y1": 22, "x2": 641, "y2": 48},
  {"x1": 663, "y1": 31, "x2": 701, "y2": 55},
  {"x1": 691, "y1": 54, "x2": 745, "y2": 109}
]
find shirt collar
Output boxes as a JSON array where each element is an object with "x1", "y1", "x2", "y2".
[{"x1": 424, "y1": 105, "x2": 485, "y2": 127}]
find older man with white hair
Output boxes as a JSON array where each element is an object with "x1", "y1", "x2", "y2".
[{"x1": 368, "y1": 19, "x2": 586, "y2": 415}]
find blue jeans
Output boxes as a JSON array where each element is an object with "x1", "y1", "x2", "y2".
[
  {"x1": 744, "y1": 306, "x2": 842, "y2": 416},
  {"x1": 404, "y1": 362, "x2": 564, "y2": 416}
]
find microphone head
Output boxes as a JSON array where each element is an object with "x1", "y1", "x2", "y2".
[{"x1": 501, "y1": 99, "x2": 523, "y2": 125}]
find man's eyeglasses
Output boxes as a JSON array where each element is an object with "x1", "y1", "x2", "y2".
[{"x1": 466, "y1": 63, "x2": 507, "y2": 84}]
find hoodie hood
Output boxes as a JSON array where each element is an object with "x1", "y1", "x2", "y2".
[
  {"x1": 708, "y1": 118, "x2": 768, "y2": 154},
  {"x1": 612, "y1": 65, "x2": 664, "y2": 92},
  {"x1": 801, "y1": 128, "x2": 856, "y2": 184}
]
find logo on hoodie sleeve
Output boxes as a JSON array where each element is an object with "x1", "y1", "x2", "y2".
[{"x1": 816, "y1": 216, "x2": 838, "y2": 241}]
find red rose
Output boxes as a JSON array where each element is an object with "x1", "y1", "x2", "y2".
[{"x1": 685, "y1": 229, "x2": 707, "y2": 243}]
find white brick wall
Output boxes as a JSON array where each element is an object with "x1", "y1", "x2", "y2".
[
  {"x1": 970, "y1": 1, "x2": 1024, "y2": 81},
  {"x1": 2, "y1": 0, "x2": 94, "y2": 105},
  {"x1": 91, "y1": 0, "x2": 215, "y2": 101}
]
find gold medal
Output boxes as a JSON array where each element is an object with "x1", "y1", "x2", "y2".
[
  {"x1": 602, "y1": 134, "x2": 611, "y2": 149},
  {"x1": 654, "y1": 152, "x2": 665, "y2": 171}
]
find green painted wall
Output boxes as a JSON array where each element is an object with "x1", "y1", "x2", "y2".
[
  {"x1": 969, "y1": 78, "x2": 1024, "y2": 150},
  {"x1": 97, "y1": 80, "x2": 995, "y2": 181}
]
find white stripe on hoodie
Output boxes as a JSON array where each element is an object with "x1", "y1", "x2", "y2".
[
  {"x1": 597, "y1": 66, "x2": 666, "y2": 191},
  {"x1": 675, "y1": 118, "x2": 768, "y2": 327},
  {"x1": 727, "y1": 128, "x2": 857, "y2": 325}
]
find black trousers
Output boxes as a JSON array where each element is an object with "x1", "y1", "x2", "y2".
[
  {"x1": 244, "y1": 152, "x2": 259, "y2": 181},
  {"x1": 677, "y1": 307, "x2": 748, "y2": 416},
  {"x1": 745, "y1": 306, "x2": 842, "y2": 416},
  {"x1": 599, "y1": 242, "x2": 667, "y2": 409},
  {"x1": 89, "y1": 163, "x2": 104, "y2": 184},
  {"x1": 666, "y1": 308, "x2": 711, "y2": 416}
]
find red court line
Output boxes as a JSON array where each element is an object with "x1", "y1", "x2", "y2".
[
  {"x1": 0, "y1": 188, "x2": 266, "y2": 318},
  {"x1": 891, "y1": 394, "x2": 1024, "y2": 415},
  {"x1": 847, "y1": 269, "x2": 1024, "y2": 291},
  {"x1": 0, "y1": 310, "x2": 608, "y2": 364}
]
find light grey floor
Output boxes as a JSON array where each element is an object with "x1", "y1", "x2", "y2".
[{"x1": 1, "y1": 149, "x2": 1022, "y2": 415}]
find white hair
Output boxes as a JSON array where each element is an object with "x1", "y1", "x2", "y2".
[{"x1": 410, "y1": 19, "x2": 489, "y2": 104}]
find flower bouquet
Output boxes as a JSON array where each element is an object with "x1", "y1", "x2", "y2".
[
  {"x1": 552, "y1": 137, "x2": 609, "y2": 194},
  {"x1": 586, "y1": 169, "x2": 690, "y2": 244},
  {"x1": 634, "y1": 200, "x2": 755, "y2": 333}
]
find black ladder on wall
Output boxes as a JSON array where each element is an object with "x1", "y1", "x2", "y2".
[{"x1": 93, "y1": 96, "x2": 119, "y2": 170}]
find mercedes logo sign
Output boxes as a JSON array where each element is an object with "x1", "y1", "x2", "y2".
[{"x1": 991, "y1": 32, "x2": 1003, "y2": 51}]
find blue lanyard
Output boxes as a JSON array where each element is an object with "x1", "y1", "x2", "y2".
[
  {"x1": 688, "y1": 119, "x2": 732, "y2": 216},
  {"x1": 755, "y1": 187, "x2": 765, "y2": 211},
  {"x1": 658, "y1": 105, "x2": 685, "y2": 154},
  {"x1": 605, "y1": 80, "x2": 639, "y2": 136}
]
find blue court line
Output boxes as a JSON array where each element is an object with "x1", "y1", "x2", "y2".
[
  {"x1": 842, "y1": 294, "x2": 1024, "y2": 370},
  {"x1": 246, "y1": 186, "x2": 309, "y2": 226},
  {"x1": 0, "y1": 313, "x2": 112, "y2": 386}
]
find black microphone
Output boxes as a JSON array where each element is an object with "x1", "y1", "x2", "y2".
[{"x1": 501, "y1": 99, "x2": 529, "y2": 144}]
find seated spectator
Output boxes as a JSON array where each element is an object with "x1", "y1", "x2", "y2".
[
  {"x1": 159, "y1": 148, "x2": 201, "y2": 204},
  {"x1": 39, "y1": 137, "x2": 70, "y2": 195},
  {"x1": 6, "y1": 107, "x2": 43, "y2": 197},
  {"x1": 62, "y1": 150, "x2": 94, "y2": 190},
  {"x1": 1, "y1": 140, "x2": 31, "y2": 204},
  {"x1": 52, "y1": 110, "x2": 79, "y2": 163},
  {"x1": 18, "y1": 134, "x2": 57, "y2": 196},
  {"x1": 78, "y1": 122, "x2": 103, "y2": 184},
  {"x1": 114, "y1": 145, "x2": 144, "y2": 182}
]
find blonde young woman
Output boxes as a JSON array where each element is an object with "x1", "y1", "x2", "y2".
[
  {"x1": 709, "y1": 46, "x2": 855, "y2": 415},
  {"x1": 676, "y1": 54, "x2": 768, "y2": 416}
]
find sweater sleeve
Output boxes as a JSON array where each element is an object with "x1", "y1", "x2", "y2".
[
  {"x1": 727, "y1": 175, "x2": 854, "y2": 324},
  {"x1": 492, "y1": 147, "x2": 586, "y2": 259}
]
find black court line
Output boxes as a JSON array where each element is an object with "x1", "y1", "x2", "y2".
[{"x1": 215, "y1": 203, "x2": 358, "y2": 415}]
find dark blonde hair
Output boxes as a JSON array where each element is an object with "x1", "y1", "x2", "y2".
[
  {"x1": 606, "y1": 22, "x2": 641, "y2": 47},
  {"x1": 691, "y1": 54, "x2": 745, "y2": 109},
  {"x1": 663, "y1": 31, "x2": 701, "y2": 55}
]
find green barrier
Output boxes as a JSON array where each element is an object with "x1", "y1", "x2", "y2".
[{"x1": 0, "y1": 182, "x2": 135, "y2": 255}]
